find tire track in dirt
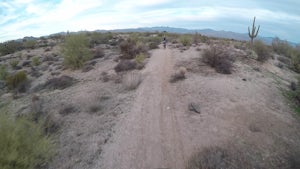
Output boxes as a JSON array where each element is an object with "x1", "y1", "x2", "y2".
[{"x1": 99, "y1": 47, "x2": 186, "y2": 169}]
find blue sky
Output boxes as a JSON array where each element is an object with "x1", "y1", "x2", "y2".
[{"x1": 1, "y1": 0, "x2": 300, "y2": 43}]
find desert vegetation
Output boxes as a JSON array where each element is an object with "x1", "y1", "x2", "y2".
[
  {"x1": 0, "y1": 29, "x2": 299, "y2": 169},
  {"x1": 202, "y1": 45, "x2": 234, "y2": 74},
  {"x1": 61, "y1": 33, "x2": 92, "y2": 69},
  {"x1": 0, "y1": 112, "x2": 55, "y2": 169}
]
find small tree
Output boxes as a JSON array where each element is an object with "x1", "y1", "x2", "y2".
[
  {"x1": 248, "y1": 17, "x2": 260, "y2": 48},
  {"x1": 62, "y1": 34, "x2": 92, "y2": 69}
]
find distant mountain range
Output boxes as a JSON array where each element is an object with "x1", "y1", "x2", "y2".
[{"x1": 44, "y1": 26, "x2": 297, "y2": 46}]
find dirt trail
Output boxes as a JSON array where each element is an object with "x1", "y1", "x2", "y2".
[{"x1": 100, "y1": 47, "x2": 188, "y2": 169}]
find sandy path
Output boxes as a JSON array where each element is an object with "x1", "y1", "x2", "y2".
[{"x1": 100, "y1": 47, "x2": 187, "y2": 169}]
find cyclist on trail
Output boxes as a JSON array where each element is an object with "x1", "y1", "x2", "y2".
[{"x1": 163, "y1": 36, "x2": 167, "y2": 49}]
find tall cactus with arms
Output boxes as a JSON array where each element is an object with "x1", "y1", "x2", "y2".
[{"x1": 248, "y1": 16, "x2": 260, "y2": 48}]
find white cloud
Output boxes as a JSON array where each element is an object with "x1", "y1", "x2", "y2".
[{"x1": 0, "y1": 0, "x2": 300, "y2": 42}]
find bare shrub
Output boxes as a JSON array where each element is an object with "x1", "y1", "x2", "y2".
[
  {"x1": 170, "y1": 67, "x2": 187, "y2": 83},
  {"x1": 123, "y1": 72, "x2": 143, "y2": 90},
  {"x1": 101, "y1": 71, "x2": 109, "y2": 82},
  {"x1": 114, "y1": 60, "x2": 137, "y2": 72},
  {"x1": 202, "y1": 45, "x2": 234, "y2": 74},
  {"x1": 278, "y1": 56, "x2": 291, "y2": 65},
  {"x1": 93, "y1": 46, "x2": 105, "y2": 59},
  {"x1": 272, "y1": 37, "x2": 293, "y2": 57},
  {"x1": 59, "y1": 104, "x2": 78, "y2": 116},
  {"x1": 35, "y1": 75, "x2": 76, "y2": 91},
  {"x1": 119, "y1": 38, "x2": 148, "y2": 59},
  {"x1": 186, "y1": 146, "x2": 256, "y2": 169},
  {"x1": 253, "y1": 40, "x2": 270, "y2": 62},
  {"x1": 6, "y1": 71, "x2": 29, "y2": 92}
]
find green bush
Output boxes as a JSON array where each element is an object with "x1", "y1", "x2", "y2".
[
  {"x1": 6, "y1": 71, "x2": 27, "y2": 90},
  {"x1": 0, "y1": 65, "x2": 8, "y2": 80},
  {"x1": 23, "y1": 40, "x2": 37, "y2": 49},
  {"x1": 180, "y1": 35, "x2": 192, "y2": 46},
  {"x1": 0, "y1": 112, "x2": 54, "y2": 169},
  {"x1": 62, "y1": 34, "x2": 92, "y2": 69},
  {"x1": 135, "y1": 53, "x2": 146, "y2": 64},
  {"x1": 0, "y1": 41, "x2": 23, "y2": 55},
  {"x1": 253, "y1": 40, "x2": 270, "y2": 62},
  {"x1": 9, "y1": 59, "x2": 19, "y2": 69},
  {"x1": 32, "y1": 56, "x2": 40, "y2": 66}
]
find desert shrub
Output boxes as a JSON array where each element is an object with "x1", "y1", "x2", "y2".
[
  {"x1": 0, "y1": 65, "x2": 8, "y2": 80},
  {"x1": 59, "y1": 104, "x2": 77, "y2": 116},
  {"x1": 119, "y1": 38, "x2": 137, "y2": 59},
  {"x1": 146, "y1": 36, "x2": 161, "y2": 49},
  {"x1": 0, "y1": 112, "x2": 54, "y2": 169},
  {"x1": 253, "y1": 40, "x2": 270, "y2": 62},
  {"x1": 186, "y1": 146, "x2": 256, "y2": 169},
  {"x1": 202, "y1": 45, "x2": 234, "y2": 74},
  {"x1": 32, "y1": 56, "x2": 40, "y2": 66},
  {"x1": 89, "y1": 32, "x2": 113, "y2": 45},
  {"x1": 23, "y1": 40, "x2": 37, "y2": 49},
  {"x1": 278, "y1": 56, "x2": 291, "y2": 65},
  {"x1": 9, "y1": 59, "x2": 19, "y2": 69},
  {"x1": 42, "y1": 75, "x2": 76, "y2": 90},
  {"x1": 119, "y1": 38, "x2": 148, "y2": 59},
  {"x1": 5, "y1": 71, "x2": 28, "y2": 91},
  {"x1": 93, "y1": 46, "x2": 105, "y2": 59},
  {"x1": 62, "y1": 34, "x2": 92, "y2": 69},
  {"x1": 0, "y1": 41, "x2": 23, "y2": 55},
  {"x1": 272, "y1": 37, "x2": 293, "y2": 57},
  {"x1": 135, "y1": 53, "x2": 146, "y2": 64},
  {"x1": 291, "y1": 50, "x2": 300, "y2": 73},
  {"x1": 170, "y1": 67, "x2": 187, "y2": 83},
  {"x1": 114, "y1": 60, "x2": 137, "y2": 72},
  {"x1": 193, "y1": 32, "x2": 201, "y2": 45},
  {"x1": 180, "y1": 35, "x2": 192, "y2": 46},
  {"x1": 123, "y1": 72, "x2": 143, "y2": 90}
]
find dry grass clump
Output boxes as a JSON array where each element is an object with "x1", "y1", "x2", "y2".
[
  {"x1": 93, "y1": 46, "x2": 105, "y2": 59},
  {"x1": 123, "y1": 72, "x2": 143, "y2": 90},
  {"x1": 170, "y1": 67, "x2": 187, "y2": 83},
  {"x1": 202, "y1": 45, "x2": 234, "y2": 74},
  {"x1": 34, "y1": 75, "x2": 76, "y2": 91},
  {"x1": 6, "y1": 71, "x2": 28, "y2": 92},
  {"x1": 114, "y1": 60, "x2": 137, "y2": 72}
]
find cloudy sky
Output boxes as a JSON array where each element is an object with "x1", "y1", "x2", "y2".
[{"x1": 1, "y1": 0, "x2": 300, "y2": 43}]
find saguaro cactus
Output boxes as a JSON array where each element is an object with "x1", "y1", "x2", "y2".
[{"x1": 248, "y1": 16, "x2": 260, "y2": 48}]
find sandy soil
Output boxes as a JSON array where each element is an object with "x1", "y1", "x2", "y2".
[
  {"x1": 100, "y1": 44, "x2": 300, "y2": 169},
  {"x1": 2, "y1": 41, "x2": 300, "y2": 169}
]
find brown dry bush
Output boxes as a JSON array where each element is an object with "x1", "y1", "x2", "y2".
[
  {"x1": 119, "y1": 38, "x2": 148, "y2": 59},
  {"x1": 253, "y1": 40, "x2": 271, "y2": 62},
  {"x1": 123, "y1": 72, "x2": 143, "y2": 90},
  {"x1": 202, "y1": 45, "x2": 234, "y2": 74},
  {"x1": 93, "y1": 46, "x2": 105, "y2": 59},
  {"x1": 170, "y1": 67, "x2": 187, "y2": 83},
  {"x1": 186, "y1": 146, "x2": 256, "y2": 169},
  {"x1": 34, "y1": 75, "x2": 76, "y2": 91},
  {"x1": 114, "y1": 60, "x2": 137, "y2": 72}
]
